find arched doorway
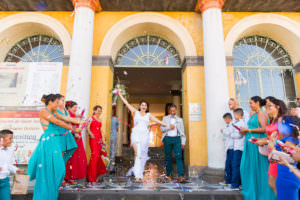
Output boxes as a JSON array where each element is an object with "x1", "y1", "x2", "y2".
[
  {"x1": 114, "y1": 34, "x2": 182, "y2": 147},
  {"x1": 99, "y1": 13, "x2": 197, "y2": 174}
]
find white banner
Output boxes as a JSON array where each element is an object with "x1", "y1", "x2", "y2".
[{"x1": 0, "y1": 62, "x2": 62, "y2": 106}]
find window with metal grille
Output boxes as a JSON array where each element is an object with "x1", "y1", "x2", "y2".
[
  {"x1": 115, "y1": 35, "x2": 181, "y2": 68},
  {"x1": 233, "y1": 35, "x2": 296, "y2": 111},
  {"x1": 4, "y1": 34, "x2": 63, "y2": 62}
]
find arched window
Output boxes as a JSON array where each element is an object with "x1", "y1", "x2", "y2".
[
  {"x1": 233, "y1": 35, "x2": 296, "y2": 109},
  {"x1": 4, "y1": 34, "x2": 63, "y2": 62},
  {"x1": 115, "y1": 35, "x2": 181, "y2": 67}
]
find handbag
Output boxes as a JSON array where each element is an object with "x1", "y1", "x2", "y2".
[
  {"x1": 258, "y1": 145, "x2": 269, "y2": 156},
  {"x1": 268, "y1": 150, "x2": 295, "y2": 164}
]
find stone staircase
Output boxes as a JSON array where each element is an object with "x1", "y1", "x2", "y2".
[{"x1": 114, "y1": 146, "x2": 180, "y2": 177}]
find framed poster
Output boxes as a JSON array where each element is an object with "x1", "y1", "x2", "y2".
[{"x1": 189, "y1": 103, "x2": 201, "y2": 121}]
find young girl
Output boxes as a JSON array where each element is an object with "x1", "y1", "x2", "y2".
[
  {"x1": 28, "y1": 94, "x2": 81, "y2": 200},
  {"x1": 87, "y1": 105, "x2": 107, "y2": 184},
  {"x1": 275, "y1": 116, "x2": 300, "y2": 200},
  {"x1": 116, "y1": 90, "x2": 170, "y2": 182},
  {"x1": 64, "y1": 101, "x2": 87, "y2": 184}
]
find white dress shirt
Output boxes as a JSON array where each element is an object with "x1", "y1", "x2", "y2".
[
  {"x1": 0, "y1": 146, "x2": 18, "y2": 179},
  {"x1": 231, "y1": 120, "x2": 246, "y2": 151},
  {"x1": 221, "y1": 123, "x2": 234, "y2": 151},
  {"x1": 167, "y1": 117, "x2": 178, "y2": 137}
]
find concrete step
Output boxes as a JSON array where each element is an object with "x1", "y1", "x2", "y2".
[{"x1": 12, "y1": 190, "x2": 243, "y2": 200}]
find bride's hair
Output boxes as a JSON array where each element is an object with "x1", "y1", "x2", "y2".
[{"x1": 138, "y1": 100, "x2": 149, "y2": 113}]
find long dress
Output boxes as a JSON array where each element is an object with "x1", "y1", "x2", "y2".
[
  {"x1": 265, "y1": 122, "x2": 278, "y2": 177},
  {"x1": 109, "y1": 116, "x2": 119, "y2": 171},
  {"x1": 65, "y1": 112, "x2": 87, "y2": 180},
  {"x1": 276, "y1": 136, "x2": 300, "y2": 200},
  {"x1": 130, "y1": 111, "x2": 151, "y2": 179},
  {"x1": 54, "y1": 109, "x2": 78, "y2": 163},
  {"x1": 87, "y1": 116, "x2": 107, "y2": 182},
  {"x1": 240, "y1": 112, "x2": 276, "y2": 200},
  {"x1": 28, "y1": 111, "x2": 65, "y2": 200}
]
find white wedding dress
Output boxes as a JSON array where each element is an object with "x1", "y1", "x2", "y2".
[{"x1": 127, "y1": 111, "x2": 150, "y2": 179}]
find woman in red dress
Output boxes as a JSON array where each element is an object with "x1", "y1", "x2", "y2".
[
  {"x1": 87, "y1": 105, "x2": 107, "y2": 184},
  {"x1": 64, "y1": 101, "x2": 87, "y2": 184}
]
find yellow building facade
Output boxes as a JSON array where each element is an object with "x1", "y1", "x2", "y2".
[{"x1": 1, "y1": 0, "x2": 300, "y2": 176}]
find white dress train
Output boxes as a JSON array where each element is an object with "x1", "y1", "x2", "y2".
[{"x1": 128, "y1": 111, "x2": 150, "y2": 179}]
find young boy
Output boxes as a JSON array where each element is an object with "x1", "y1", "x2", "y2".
[
  {"x1": 0, "y1": 129, "x2": 23, "y2": 200},
  {"x1": 230, "y1": 108, "x2": 246, "y2": 190},
  {"x1": 220, "y1": 113, "x2": 234, "y2": 186}
]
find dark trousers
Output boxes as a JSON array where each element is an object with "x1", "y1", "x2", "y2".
[
  {"x1": 231, "y1": 150, "x2": 242, "y2": 188},
  {"x1": 225, "y1": 149, "x2": 233, "y2": 184},
  {"x1": 163, "y1": 136, "x2": 184, "y2": 177},
  {"x1": 0, "y1": 177, "x2": 10, "y2": 200}
]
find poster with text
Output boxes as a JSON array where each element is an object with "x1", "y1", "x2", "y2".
[
  {"x1": 0, "y1": 111, "x2": 42, "y2": 165},
  {"x1": 0, "y1": 62, "x2": 62, "y2": 106}
]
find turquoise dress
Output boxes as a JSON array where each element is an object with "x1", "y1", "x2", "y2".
[
  {"x1": 240, "y1": 112, "x2": 276, "y2": 200},
  {"x1": 54, "y1": 109, "x2": 77, "y2": 163},
  {"x1": 28, "y1": 115, "x2": 65, "y2": 200}
]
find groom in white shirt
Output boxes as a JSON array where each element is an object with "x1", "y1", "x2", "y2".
[{"x1": 161, "y1": 104, "x2": 186, "y2": 183}]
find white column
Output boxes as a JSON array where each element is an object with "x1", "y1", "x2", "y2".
[
  {"x1": 202, "y1": 6, "x2": 229, "y2": 168},
  {"x1": 66, "y1": 6, "x2": 95, "y2": 149},
  {"x1": 116, "y1": 98, "x2": 124, "y2": 156}
]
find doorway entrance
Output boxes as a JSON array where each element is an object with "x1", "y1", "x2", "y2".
[{"x1": 111, "y1": 34, "x2": 183, "y2": 175}]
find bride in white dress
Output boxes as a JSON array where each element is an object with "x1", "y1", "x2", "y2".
[{"x1": 117, "y1": 91, "x2": 169, "y2": 181}]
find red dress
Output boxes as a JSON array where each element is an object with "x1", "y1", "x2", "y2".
[
  {"x1": 87, "y1": 116, "x2": 107, "y2": 182},
  {"x1": 266, "y1": 122, "x2": 278, "y2": 177},
  {"x1": 65, "y1": 112, "x2": 87, "y2": 180}
]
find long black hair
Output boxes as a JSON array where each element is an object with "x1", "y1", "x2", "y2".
[
  {"x1": 251, "y1": 96, "x2": 266, "y2": 107},
  {"x1": 56, "y1": 93, "x2": 64, "y2": 100},
  {"x1": 138, "y1": 100, "x2": 150, "y2": 113},
  {"x1": 65, "y1": 101, "x2": 77, "y2": 110},
  {"x1": 41, "y1": 94, "x2": 59, "y2": 106},
  {"x1": 268, "y1": 98, "x2": 287, "y2": 123}
]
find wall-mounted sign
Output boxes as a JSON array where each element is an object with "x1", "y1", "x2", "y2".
[
  {"x1": 0, "y1": 62, "x2": 62, "y2": 106},
  {"x1": 189, "y1": 103, "x2": 201, "y2": 121},
  {"x1": 0, "y1": 111, "x2": 42, "y2": 165}
]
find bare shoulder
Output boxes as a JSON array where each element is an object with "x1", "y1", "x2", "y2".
[{"x1": 258, "y1": 110, "x2": 267, "y2": 118}]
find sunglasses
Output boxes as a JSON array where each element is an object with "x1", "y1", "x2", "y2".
[{"x1": 297, "y1": 98, "x2": 300, "y2": 100}]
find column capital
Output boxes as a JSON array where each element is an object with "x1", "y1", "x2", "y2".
[
  {"x1": 72, "y1": 0, "x2": 102, "y2": 12},
  {"x1": 195, "y1": 0, "x2": 225, "y2": 13}
]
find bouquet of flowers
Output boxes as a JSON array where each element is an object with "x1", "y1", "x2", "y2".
[{"x1": 110, "y1": 83, "x2": 128, "y2": 105}]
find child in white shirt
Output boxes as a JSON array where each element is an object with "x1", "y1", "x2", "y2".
[
  {"x1": 0, "y1": 129, "x2": 23, "y2": 200},
  {"x1": 220, "y1": 113, "x2": 234, "y2": 186},
  {"x1": 230, "y1": 108, "x2": 246, "y2": 189}
]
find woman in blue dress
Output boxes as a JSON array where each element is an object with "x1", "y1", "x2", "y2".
[
  {"x1": 28, "y1": 94, "x2": 81, "y2": 200},
  {"x1": 54, "y1": 94, "x2": 79, "y2": 163},
  {"x1": 275, "y1": 116, "x2": 300, "y2": 200},
  {"x1": 240, "y1": 96, "x2": 276, "y2": 200}
]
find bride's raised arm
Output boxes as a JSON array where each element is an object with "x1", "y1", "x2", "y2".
[
  {"x1": 150, "y1": 114, "x2": 169, "y2": 127},
  {"x1": 118, "y1": 91, "x2": 137, "y2": 114}
]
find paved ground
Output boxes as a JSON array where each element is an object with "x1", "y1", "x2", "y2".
[{"x1": 12, "y1": 176, "x2": 243, "y2": 200}]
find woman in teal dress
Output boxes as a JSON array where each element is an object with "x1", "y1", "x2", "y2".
[
  {"x1": 240, "y1": 96, "x2": 276, "y2": 200},
  {"x1": 28, "y1": 94, "x2": 81, "y2": 200},
  {"x1": 54, "y1": 94, "x2": 79, "y2": 163}
]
